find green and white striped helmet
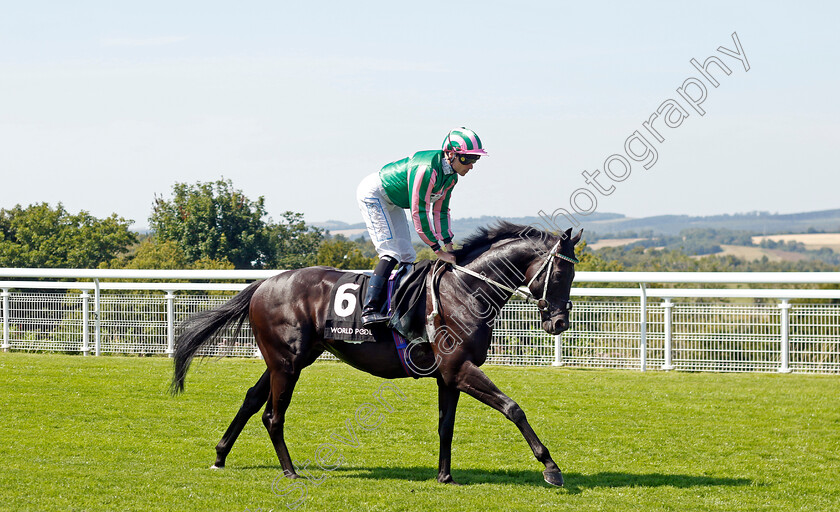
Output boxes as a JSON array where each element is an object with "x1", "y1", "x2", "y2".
[{"x1": 442, "y1": 127, "x2": 487, "y2": 155}]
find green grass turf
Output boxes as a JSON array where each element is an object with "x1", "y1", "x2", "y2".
[{"x1": 1, "y1": 353, "x2": 838, "y2": 511}]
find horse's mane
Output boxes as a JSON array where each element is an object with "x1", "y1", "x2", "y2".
[{"x1": 451, "y1": 221, "x2": 554, "y2": 265}]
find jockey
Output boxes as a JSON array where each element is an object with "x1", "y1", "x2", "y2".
[{"x1": 356, "y1": 127, "x2": 487, "y2": 326}]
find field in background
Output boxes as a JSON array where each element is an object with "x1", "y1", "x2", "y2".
[
  {"x1": 586, "y1": 238, "x2": 648, "y2": 250},
  {"x1": 328, "y1": 228, "x2": 368, "y2": 238},
  {"x1": 711, "y1": 244, "x2": 809, "y2": 262},
  {"x1": 1, "y1": 353, "x2": 838, "y2": 512},
  {"x1": 753, "y1": 233, "x2": 840, "y2": 251},
  {"x1": 590, "y1": 237, "x2": 822, "y2": 261}
]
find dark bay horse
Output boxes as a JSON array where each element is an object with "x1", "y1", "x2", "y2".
[{"x1": 171, "y1": 222, "x2": 582, "y2": 486}]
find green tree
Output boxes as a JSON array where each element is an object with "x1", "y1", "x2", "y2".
[
  {"x1": 268, "y1": 211, "x2": 324, "y2": 269},
  {"x1": 316, "y1": 236, "x2": 377, "y2": 270},
  {"x1": 415, "y1": 245, "x2": 437, "y2": 261},
  {"x1": 0, "y1": 203, "x2": 136, "y2": 268},
  {"x1": 120, "y1": 239, "x2": 189, "y2": 269},
  {"x1": 97, "y1": 237, "x2": 235, "y2": 297},
  {"x1": 107, "y1": 238, "x2": 233, "y2": 270},
  {"x1": 575, "y1": 240, "x2": 623, "y2": 272},
  {"x1": 353, "y1": 236, "x2": 378, "y2": 258},
  {"x1": 150, "y1": 178, "x2": 270, "y2": 268}
]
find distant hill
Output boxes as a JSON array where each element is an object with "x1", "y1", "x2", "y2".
[
  {"x1": 582, "y1": 209, "x2": 840, "y2": 237},
  {"x1": 312, "y1": 220, "x2": 367, "y2": 231},
  {"x1": 314, "y1": 209, "x2": 840, "y2": 241}
]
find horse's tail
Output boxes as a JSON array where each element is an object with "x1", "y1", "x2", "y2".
[{"x1": 170, "y1": 279, "x2": 264, "y2": 395}]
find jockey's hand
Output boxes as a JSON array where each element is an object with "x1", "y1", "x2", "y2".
[
  {"x1": 435, "y1": 249, "x2": 456, "y2": 265},
  {"x1": 445, "y1": 242, "x2": 455, "y2": 253}
]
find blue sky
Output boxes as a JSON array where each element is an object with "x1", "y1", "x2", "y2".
[{"x1": 1, "y1": 1, "x2": 838, "y2": 231}]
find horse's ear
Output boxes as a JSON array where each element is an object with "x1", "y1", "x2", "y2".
[
  {"x1": 571, "y1": 228, "x2": 583, "y2": 246},
  {"x1": 562, "y1": 227, "x2": 573, "y2": 240}
]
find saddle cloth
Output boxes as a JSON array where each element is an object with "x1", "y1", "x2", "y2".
[{"x1": 324, "y1": 271, "x2": 378, "y2": 342}]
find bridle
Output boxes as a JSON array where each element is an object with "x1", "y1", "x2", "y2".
[{"x1": 450, "y1": 238, "x2": 578, "y2": 313}]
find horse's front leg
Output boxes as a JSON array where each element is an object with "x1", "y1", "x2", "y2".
[
  {"x1": 453, "y1": 360, "x2": 564, "y2": 486},
  {"x1": 436, "y1": 378, "x2": 461, "y2": 484}
]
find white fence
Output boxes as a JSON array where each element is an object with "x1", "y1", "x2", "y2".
[{"x1": 2, "y1": 269, "x2": 840, "y2": 374}]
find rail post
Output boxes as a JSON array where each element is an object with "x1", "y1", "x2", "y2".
[
  {"x1": 662, "y1": 298, "x2": 674, "y2": 370},
  {"x1": 1, "y1": 288, "x2": 9, "y2": 352},
  {"x1": 81, "y1": 291, "x2": 90, "y2": 356},
  {"x1": 94, "y1": 279, "x2": 101, "y2": 356},
  {"x1": 778, "y1": 299, "x2": 792, "y2": 373},
  {"x1": 552, "y1": 334, "x2": 563, "y2": 366},
  {"x1": 165, "y1": 291, "x2": 175, "y2": 357},
  {"x1": 639, "y1": 283, "x2": 648, "y2": 372}
]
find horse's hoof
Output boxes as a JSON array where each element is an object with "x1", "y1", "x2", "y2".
[
  {"x1": 210, "y1": 464, "x2": 224, "y2": 470},
  {"x1": 543, "y1": 470, "x2": 564, "y2": 487},
  {"x1": 438, "y1": 476, "x2": 462, "y2": 486}
]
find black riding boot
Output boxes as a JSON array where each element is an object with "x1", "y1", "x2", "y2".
[{"x1": 361, "y1": 256, "x2": 397, "y2": 326}]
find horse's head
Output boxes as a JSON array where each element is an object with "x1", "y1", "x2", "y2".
[
  {"x1": 450, "y1": 222, "x2": 582, "y2": 335},
  {"x1": 527, "y1": 227, "x2": 582, "y2": 335}
]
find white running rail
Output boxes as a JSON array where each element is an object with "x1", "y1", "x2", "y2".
[{"x1": 1, "y1": 268, "x2": 839, "y2": 374}]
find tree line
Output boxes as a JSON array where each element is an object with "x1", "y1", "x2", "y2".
[
  {"x1": 4, "y1": 178, "x2": 837, "y2": 272},
  {"x1": 0, "y1": 178, "x2": 377, "y2": 270}
]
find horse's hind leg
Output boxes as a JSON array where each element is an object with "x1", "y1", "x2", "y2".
[
  {"x1": 212, "y1": 369, "x2": 270, "y2": 469},
  {"x1": 264, "y1": 369, "x2": 302, "y2": 478}
]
